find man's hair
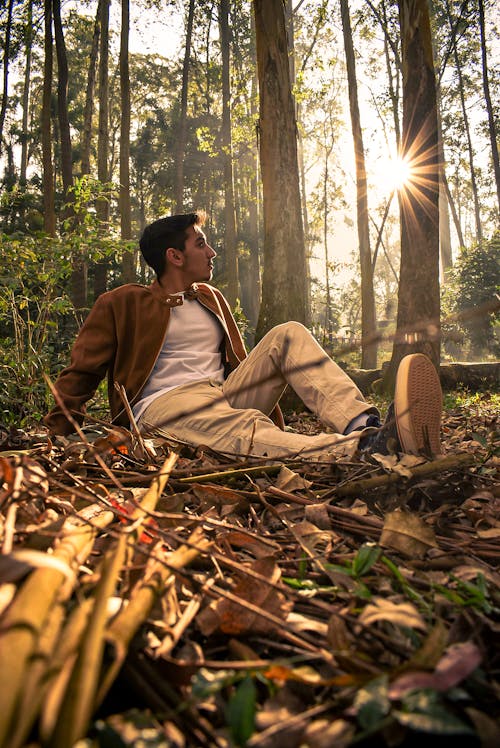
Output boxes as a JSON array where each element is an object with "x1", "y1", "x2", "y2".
[{"x1": 139, "y1": 211, "x2": 206, "y2": 278}]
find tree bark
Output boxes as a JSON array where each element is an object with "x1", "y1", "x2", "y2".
[
  {"x1": 220, "y1": 0, "x2": 238, "y2": 307},
  {"x1": 478, "y1": 0, "x2": 500, "y2": 212},
  {"x1": 341, "y1": 0, "x2": 377, "y2": 368},
  {"x1": 120, "y1": 0, "x2": 134, "y2": 283},
  {"x1": 81, "y1": 0, "x2": 101, "y2": 177},
  {"x1": 445, "y1": 0, "x2": 482, "y2": 243},
  {"x1": 94, "y1": 0, "x2": 111, "y2": 298},
  {"x1": 42, "y1": 0, "x2": 56, "y2": 236},
  {"x1": 253, "y1": 0, "x2": 308, "y2": 339},
  {"x1": 52, "y1": 0, "x2": 73, "y2": 211},
  {"x1": 174, "y1": 0, "x2": 195, "y2": 214},
  {"x1": 0, "y1": 0, "x2": 14, "y2": 158},
  {"x1": 384, "y1": 0, "x2": 440, "y2": 389},
  {"x1": 20, "y1": 0, "x2": 33, "y2": 187}
]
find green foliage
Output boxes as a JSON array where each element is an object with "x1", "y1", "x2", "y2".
[
  {"x1": 0, "y1": 233, "x2": 74, "y2": 425},
  {"x1": 225, "y1": 675, "x2": 257, "y2": 746},
  {"x1": 443, "y1": 232, "x2": 500, "y2": 358}
]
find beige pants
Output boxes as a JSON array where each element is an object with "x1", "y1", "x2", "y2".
[{"x1": 139, "y1": 321, "x2": 377, "y2": 461}]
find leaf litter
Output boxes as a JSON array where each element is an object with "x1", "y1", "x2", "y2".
[{"x1": 0, "y1": 396, "x2": 498, "y2": 747}]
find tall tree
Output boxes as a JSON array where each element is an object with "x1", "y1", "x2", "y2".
[
  {"x1": 81, "y1": 0, "x2": 101, "y2": 176},
  {"x1": 478, "y1": 0, "x2": 500, "y2": 213},
  {"x1": 71, "y1": 0, "x2": 102, "y2": 311},
  {"x1": 220, "y1": 0, "x2": 238, "y2": 306},
  {"x1": 42, "y1": 0, "x2": 56, "y2": 236},
  {"x1": 120, "y1": 0, "x2": 134, "y2": 283},
  {"x1": 53, "y1": 0, "x2": 74, "y2": 210},
  {"x1": 385, "y1": 0, "x2": 440, "y2": 387},
  {"x1": 94, "y1": 0, "x2": 110, "y2": 298},
  {"x1": 340, "y1": 0, "x2": 377, "y2": 369},
  {"x1": 253, "y1": 0, "x2": 308, "y2": 338},
  {"x1": 19, "y1": 0, "x2": 33, "y2": 187},
  {"x1": 0, "y1": 0, "x2": 14, "y2": 157},
  {"x1": 444, "y1": 0, "x2": 482, "y2": 243},
  {"x1": 174, "y1": 0, "x2": 195, "y2": 213}
]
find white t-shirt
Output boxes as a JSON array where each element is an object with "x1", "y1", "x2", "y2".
[{"x1": 132, "y1": 296, "x2": 225, "y2": 422}]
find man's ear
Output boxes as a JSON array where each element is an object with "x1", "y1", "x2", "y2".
[{"x1": 166, "y1": 247, "x2": 184, "y2": 266}]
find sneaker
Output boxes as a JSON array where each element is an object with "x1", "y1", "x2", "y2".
[
  {"x1": 394, "y1": 353, "x2": 442, "y2": 456},
  {"x1": 360, "y1": 402, "x2": 399, "y2": 455}
]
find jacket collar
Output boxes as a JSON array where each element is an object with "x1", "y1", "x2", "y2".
[{"x1": 149, "y1": 279, "x2": 200, "y2": 307}]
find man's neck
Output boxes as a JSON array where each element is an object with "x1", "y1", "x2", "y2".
[{"x1": 158, "y1": 273, "x2": 193, "y2": 294}]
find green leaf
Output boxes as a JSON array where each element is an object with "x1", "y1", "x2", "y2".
[
  {"x1": 354, "y1": 676, "x2": 390, "y2": 731},
  {"x1": 352, "y1": 543, "x2": 382, "y2": 578},
  {"x1": 226, "y1": 676, "x2": 257, "y2": 746},
  {"x1": 395, "y1": 690, "x2": 475, "y2": 735}
]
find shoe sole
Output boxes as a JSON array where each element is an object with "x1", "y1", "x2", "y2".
[{"x1": 394, "y1": 353, "x2": 442, "y2": 456}]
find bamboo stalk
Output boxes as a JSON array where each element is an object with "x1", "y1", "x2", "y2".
[
  {"x1": 39, "y1": 598, "x2": 94, "y2": 742},
  {"x1": 49, "y1": 535, "x2": 127, "y2": 748},
  {"x1": 5, "y1": 601, "x2": 65, "y2": 748},
  {"x1": 0, "y1": 503, "x2": 115, "y2": 746},
  {"x1": 97, "y1": 526, "x2": 211, "y2": 706}
]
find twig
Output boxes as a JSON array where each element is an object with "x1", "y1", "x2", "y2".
[{"x1": 334, "y1": 453, "x2": 475, "y2": 496}]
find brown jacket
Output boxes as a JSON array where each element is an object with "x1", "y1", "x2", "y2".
[{"x1": 44, "y1": 280, "x2": 284, "y2": 435}]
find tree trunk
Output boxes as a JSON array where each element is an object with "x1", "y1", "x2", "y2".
[
  {"x1": 0, "y1": 0, "x2": 14, "y2": 158},
  {"x1": 442, "y1": 171, "x2": 465, "y2": 248},
  {"x1": 340, "y1": 0, "x2": 377, "y2": 368},
  {"x1": 120, "y1": 0, "x2": 134, "y2": 283},
  {"x1": 445, "y1": 0, "x2": 482, "y2": 243},
  {"x1": 71, "y1": 0, "x2": 101, "y2": 311},
  {"x1": 384, "y1": 0, "x2": 440, "y2": 389},
  {"x1": 94, "y1": 0, "x2": 111, "y2": 298},
  {"x1": 174, "y1": 0, "x2": 195, "y2": 214},
  {"x1": 53, "y1": 0, "x2": 73, "y2": 212},
  {"x1": 253, "y1": 0, "x2": 308, "y2": 339},
  {"x1": 285, "y1": 0, "x2": 312, "y2": 326},
  {"x1": 238, "y1": 26, "x2": 261, "y2": 337},
  {"x1": 20, "y1": 0, "x2": 33, "y2": 187},
  {"x1": 436, "y1": 89, "x2": 453, "y2": 278},
  {"x1": 478, "y1": 0, "x2": 500, "y2": 212},
  {"x1": 81, "y1": 0, "x2": 101, "y2": 176},
  {"x1": 219, "y1": 0, "x2": 238, "y2": 307},
  {"x1": 322, "y1": 145, "x2": 333, "y2": 348},
  {"x1": 42, "y1": 0, "x2": 56, "y2": 236}
]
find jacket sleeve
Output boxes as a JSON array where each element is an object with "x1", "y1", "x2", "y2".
[{"x1": 43, "y1": 294, "x2": 117, "y2": 435}]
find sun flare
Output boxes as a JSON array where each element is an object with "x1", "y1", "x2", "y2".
[
  {"x1": 390, "y1": 156, "x2": 412, "y2": 190},
  {"x1": 374, "y1": 153, "x2": 413, "y2": 195}
]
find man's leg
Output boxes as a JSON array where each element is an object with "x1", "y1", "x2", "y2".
[
  {"x1": 223, "y1": 321, "x2": 378, "y2": 434},
  {"x1": 139, "y1": 379, "x2": 360, "y2": 460}
]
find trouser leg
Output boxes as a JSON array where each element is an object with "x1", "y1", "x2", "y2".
[
  {"x1": 223, "y1": 321, "x2": 377, "y2": 434},
  {"x1": 138, "y1": 379, "x2": 360, "y2": 461}
]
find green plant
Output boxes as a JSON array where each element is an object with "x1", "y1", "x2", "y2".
[
  {"x1": 443, "y1": 232, "x2": 500, "y2": 359},
  {"x1": 0, "y1": 234, "x2": 74, "y2": 425}
]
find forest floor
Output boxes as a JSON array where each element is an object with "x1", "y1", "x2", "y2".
[{"x1": 0, "y1": 390, "x2": 499, "y2": 748}]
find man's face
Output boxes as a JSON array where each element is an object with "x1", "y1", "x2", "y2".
[{"x1": 179, "y1": 224, "x2": 217, "y2": 284}]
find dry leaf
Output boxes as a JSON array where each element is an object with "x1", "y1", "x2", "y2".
[
  {"x1": 380, "y1": 510, "x2": 438, "y2": 558},
  {"x1": 358, "y1": 597, "x2": 427, "y2": 631},
  {"x1": 287, "y1": 611, "x2": 328, "y2": 636},
  {"x1": 302, "y1": 718, "x2": 355, "y2": 748},
  {"x1": 223, "y1": 530, "x2": 280, "y2": 559},
  {"x1": 192, "y1": 482, "x2": 249, "y2": 515},
  {"x1": 197, "y1": 557, "x2": 291, "y2": 636},
  {"x1": 304, "y1": 502, "x2": 331, "y2": 529},
  {"x1": 388, "y1": 641, "x2": 482, "y2": 698},
  {"x1": 290, "y1": 520, "x2": 335, "y2": 555},
  {"x1": 275, "y1": 466, "x2": 312, "y2": 492}
]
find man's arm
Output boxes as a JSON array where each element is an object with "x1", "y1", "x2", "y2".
[{"x1": 44, "y1": 294, "x2": 117, "y2": 435}]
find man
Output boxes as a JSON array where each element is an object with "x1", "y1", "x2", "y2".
[{"x1": 44, "y1": 211, "x2": 443, "y2": 461}]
